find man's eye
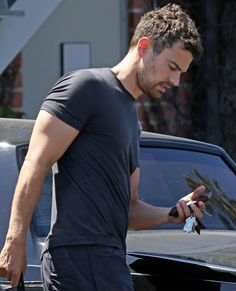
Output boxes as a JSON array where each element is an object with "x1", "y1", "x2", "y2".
[{"x1": 169, "y1": 65, "x2": 177, "y2": 71}]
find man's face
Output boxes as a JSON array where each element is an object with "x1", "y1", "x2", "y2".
[{"x1": 137, "y1": 42, "x2": 193, "y2": 99}]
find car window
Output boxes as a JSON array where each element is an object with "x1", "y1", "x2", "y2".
[
  {"x1": 16, "y1": 144, "x2": 236, "y2": 236},
  {"x1": 16, "y1": 145, "x2": 52, "y2": 237},
  {"x1": 139, "y1": 146, "x2": 236, "y2": 230}
]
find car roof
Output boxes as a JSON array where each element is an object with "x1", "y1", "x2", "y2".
[
  {"x1": 0, "y1": 118, "x2": 232, "y2": 161},
  {"x1": 141, "y1": 131, "x2": 216, "y2": 148},
  {"x1": 0, "y1": 118, "x2": 214, "y2": 145},
  {"x1": 141, "y1": 130, "x2": 236, "y2": 167},
  {"x1": 0, "y1": 118, "x2": 34, "y2": 144}
]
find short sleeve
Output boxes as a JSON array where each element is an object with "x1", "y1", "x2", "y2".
[
  {"x1": 41, "y1": 70, "x2": 98, "y2": 131},
  {"x1": 129, "y1": 122, "x2": 141, "y2": 174}
]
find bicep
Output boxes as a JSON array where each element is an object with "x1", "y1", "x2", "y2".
[
  {"x1": 26, "y1": 110, "x2": 79, "y2": 168},
  {"x1": 130, "y1": 167, "x2": 140, "y2": 203}
]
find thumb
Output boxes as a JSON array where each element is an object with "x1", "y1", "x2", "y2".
[{"x1": 191, "y1": 185, "x2": 206, "y2": 199}]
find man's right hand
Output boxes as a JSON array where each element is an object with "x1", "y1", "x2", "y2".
[{"x1": 0, "y1": 240, "x2": 27, "y2": 288}]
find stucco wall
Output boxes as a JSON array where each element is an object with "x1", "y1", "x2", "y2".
[{"x1": 22, "y1": 0, "x2": 128, "y2": 118}]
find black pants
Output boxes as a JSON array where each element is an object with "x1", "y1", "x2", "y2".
[{"x1": 41, "y1": 245, "x2": 135, "y2": 291}]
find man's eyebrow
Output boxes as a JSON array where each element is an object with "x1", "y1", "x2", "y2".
[{"x1": 169, "y1": 61, "x2": 185, "y2": 73}]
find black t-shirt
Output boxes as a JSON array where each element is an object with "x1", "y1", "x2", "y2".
[{"x1": 41, "y1": 68, "x2": 139, "y2": 253}]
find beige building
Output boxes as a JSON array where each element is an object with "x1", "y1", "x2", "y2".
[{"x1": 0, "y1": 0, "x2": 128, "y2": 118}]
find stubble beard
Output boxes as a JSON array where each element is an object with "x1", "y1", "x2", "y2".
[{"x1": 136, "y1": 69, "x2": 162, "y2": 100}]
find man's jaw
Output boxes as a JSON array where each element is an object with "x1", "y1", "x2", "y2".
[{"x1": 155, "y1": 82, "x2": 172, "y2": 94}]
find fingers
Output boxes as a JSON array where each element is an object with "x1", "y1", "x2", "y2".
[
  {"x1": 181, "y1": 185, "x2": 206, "y2": 204},
  {"x1": 172, "y1": 200, "x2": 191, "y2": 223},
  {"x1": 2, "y1": 268, "x2": 22, "y2": 288},
  {"x1": 189, "y1": 202, "x2": 203, "y2": 220},
  {"x1": 178, "y1": 200, "x2": 192, "y2": 218},
  {"x1": 11, "y1": 272, "x2": 22, "y2": 288},
  {"x1": 0, "y1": 250, "x2": 26, "y2": 288},
  {"x1": 176, "y1": 199, "x2": 203, "y2": 221},
  {"x1": 192, "y1": 185, "x2": 206, "y2": 197},
  {"x1": 170, "y1": 185, "x2": 208, "y2": 224}
]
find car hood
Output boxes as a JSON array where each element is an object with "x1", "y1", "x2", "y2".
[{"x1": 126, "y1": 229, "x2": 236, "y2": 269}]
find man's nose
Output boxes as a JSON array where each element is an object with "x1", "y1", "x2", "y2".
[{"x1": 169, "y1": 72, "x2": 181, "y2": 87}]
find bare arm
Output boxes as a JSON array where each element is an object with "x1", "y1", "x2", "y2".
[
  {"x1": 129, "y1": 167, "x2": 205, "y2": 230},
  {"x1": 0, "y1": 110, "x2": 79, "y2": 286}
]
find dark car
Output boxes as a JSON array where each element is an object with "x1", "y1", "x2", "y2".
[{"x1": 0, "y1": 118, "x2": 236, "y2": 290}]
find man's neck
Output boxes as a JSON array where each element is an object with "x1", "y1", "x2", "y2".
[{"x1": 111, "y1": 49, "x2": 142, "y2": 100}]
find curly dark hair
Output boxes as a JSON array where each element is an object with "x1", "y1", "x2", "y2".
[{"x1": 130, "y1": 3, "x2": 203, "y2": 60}]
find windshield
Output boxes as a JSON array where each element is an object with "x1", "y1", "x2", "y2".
[{"x1": 139, "y1": 147, "x2": 236, "y2": 230}]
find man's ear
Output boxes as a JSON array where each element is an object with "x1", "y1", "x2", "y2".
[{"x1": 137, "y1": 37, "x2": 152, "y2": 57}]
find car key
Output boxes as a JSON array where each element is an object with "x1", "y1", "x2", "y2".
[
  {"x1": 183, "y1": 214, "x2": 198, "y2": 233},
  {"x1": 168, "y1": 191, "x2": 212, "y2": 217}
]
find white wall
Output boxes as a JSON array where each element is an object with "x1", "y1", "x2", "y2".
[
  {"x1": 0, "y1": 0, "x2": 62, "y2": 74},
  {"x1": 22, "y1": 0, "x2": 128, "y2": 118}
]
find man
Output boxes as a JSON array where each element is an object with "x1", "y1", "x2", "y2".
[{"x1": 0, "y1": 3, "x2": 204, "y2": 290}]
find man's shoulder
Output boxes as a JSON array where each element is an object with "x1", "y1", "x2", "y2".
[
  {"x1": 69, "y1": 67, "x2": 111, "y2": 79},
  {"x1": 50, "y1": 68, "x2": 109, "y2": 91},
  {"x1": 65, "y1": 68, "x2": 113, "y2": 87},
  {"x1": 46, "y1": 68, "x2": 115, "y2": 101}
]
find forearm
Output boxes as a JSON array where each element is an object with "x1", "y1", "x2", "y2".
[
  {"x1": 6, "y1": 158, "x2": 49, "y2": 244},
  {"x1": 129, "y1": 200, "x2": 172, "y2": 230}
]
